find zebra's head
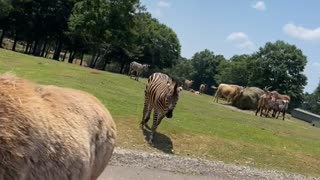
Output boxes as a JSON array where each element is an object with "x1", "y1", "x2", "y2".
[{"x1": 165, "y1": 79, "x2": 180, "y2": 118}]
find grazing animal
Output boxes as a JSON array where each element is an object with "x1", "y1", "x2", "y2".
[
  {"x1": 178, "y1": 86, "x2": 183, "y2": 92},
  {"x1": 255, "y1": 92, "x2": 273, "y2": 117},
  {"x1": 274, "y1": 99, "x2": 289, "y2": 120},
  {"x1": 266, "y1": 92, "x2": 290, "y2": 120},
  {"x1": 141, "y1": 73, "x2": 180, "y2": 144},
  {"x1": 256, "y1": 88, "x2": 290, "y2": 120},
  {"x1": 199, "y1": 84, "x2": 208, "y2": 94},
  {"x1": 0, "y1": 73, "x2": 117, "y2": 180},
  {"x1": 128, "y1": 61, "x2": 150, "y2": 81},
  {"x1": 214, "y1": 83, "x2": 244, "y2": 103},
  {"x1": 271, "y1": 91, "x2": 291, "y2": 102},
  {"x1": 184, "y1": 79, "x2": 193, "y2": 90}
]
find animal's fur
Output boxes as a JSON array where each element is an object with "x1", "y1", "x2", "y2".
[
  {"x1": 255, "y1": 92, "x2": 272, "y2": 117},
  {"x1": 0, "y1": 73, "x2": 117, "y2": 180},
  {"x1": 128, "y1": 61, "x2": 149, "y2": 81},
  {"x1": 270, "y1": 91, "x2": 291, "y2": 102},
  {"x1": 199, "y1": 84, "x2": 208, "y2": 94},
  {"x1": 184, "y1": 79, "x2": 193, "y2": 90},
  {"x1": 256, "y1": 90, "x2": 290, "y2": 120},
  {"x1": 214, "y1": 83, "x2": 244, "y2": 103}
]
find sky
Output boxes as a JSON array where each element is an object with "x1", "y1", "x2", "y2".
[{"x1": 141, "y1": 0, "x2": 320, "y2": 93}]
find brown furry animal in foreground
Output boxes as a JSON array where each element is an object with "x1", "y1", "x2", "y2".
[{"x1": 0, "y1": 73, "x2": 117, "y2": 180}]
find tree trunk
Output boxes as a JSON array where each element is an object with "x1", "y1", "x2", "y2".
[
  {"x1": 90, "y1": 51, "x2": 100, "y2": 69},
  {"x1": 119, "y1": 62, "x2": 126, "y2": 74},
  {"x1": 25, "y1": 41, "x2": 30, "y2": 54},
  {"x1": 53, "y1": 37, "x2": 62, "y2": 61},
  {"x1": 28, "y1": 41, "x2": 33, "y2": 54},
  {"x1": 0, "y1": 29, "x2": 5, "y2": 48},
  {"x1": 68, "y1": 50, "x2": 76, "y2": 63},
  {"x1": 32, "y1": 39, "x2": 39, "y2": 55},
  {"x1": 45, "y1": 47, "x2": 50, "y2": 58},
  {"x1": 62, "y1": 50, "x2": 67, "y2": 61},
  {"x1": 41, "y1": 38, "x2": 48, "y2": 57},
  {"x1": 80, "y1": 51, "x2": 85, "y2": 66},
  {"x1": 12, "y1": 33, "x2": 18, "y2": 51},
  {"x1": 89, "y1": 52, "x2": 97, "y2": 68}
]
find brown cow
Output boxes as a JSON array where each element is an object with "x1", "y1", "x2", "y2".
[
  {"x1": 214, "y1": 83, "x2": 244, "y2": 103},
  {"x1": 199, "y1": 84, "x2": 208, "y2": 94},
  {"x1": 0, "y1": 73, "x2": 116, "y2": 180},
  {"x1": 184, "y1": 79, "x2": 194, "y2": 90}
]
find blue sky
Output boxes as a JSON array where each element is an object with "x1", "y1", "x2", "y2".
[{"x1": 141, "y1": 0, "x2": 320, "y2": 93}]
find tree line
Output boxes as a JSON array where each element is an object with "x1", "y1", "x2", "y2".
[
  {"x1": 165, "y1": 41, "x2": 312, "y2": 109},
  {"x1": 0, "y1": 0, "x2": 181, "y2": 72},
  {"x1": 0, "y1": 0, "x2": 318, "y2": 112}
]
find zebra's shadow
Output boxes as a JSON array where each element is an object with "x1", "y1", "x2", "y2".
[{"x1": 142, "y1": 126, "x2": 174, "y2": 154}]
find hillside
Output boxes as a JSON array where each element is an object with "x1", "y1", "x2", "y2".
[{"x1": 0, "y1": 49, "x2": 319, "y2": 177}]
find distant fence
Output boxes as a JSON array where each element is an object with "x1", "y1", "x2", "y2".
[{"x1": 291, "y1": 108, "x2": 320, "y2": 127}]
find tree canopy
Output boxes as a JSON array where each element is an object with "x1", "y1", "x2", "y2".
[{"x1": 0, "y1": 1, "x2": 311, "y2": 109}]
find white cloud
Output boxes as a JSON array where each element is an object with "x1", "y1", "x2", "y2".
[
  {"x1": 283, "y1": 23, "x2": 320, "y2": 41},
  {"x1": 151, "y1": 1, "x2": 171, "y2": 18},
  {"x1": 157, "y1": 0, "x2": 170, "y2": 8},
  {"x1": 252, "y1": 1, "x2": 266, "y2": 11},
  {"x1": 226, "y1": 32, "x2": 255, "y2": 50},
  {"x1": 227, "y1": 32, "x2": 248, "y2": 42}
]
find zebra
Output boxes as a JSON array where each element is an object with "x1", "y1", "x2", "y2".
[
  {"x1": 128, "y1": 61, "x2": 150, "y2": 81},
  {"x1": 141, "y1": 72, "x2": 180, "y2": 144}
]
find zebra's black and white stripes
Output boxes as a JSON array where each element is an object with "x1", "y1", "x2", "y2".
[{"x1": 141, "y1": 72, "x2": 180, "y2": 144}]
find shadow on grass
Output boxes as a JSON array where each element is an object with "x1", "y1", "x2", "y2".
[{"x1": 142, "y1": 126, "x2": 174, "y2": 154}]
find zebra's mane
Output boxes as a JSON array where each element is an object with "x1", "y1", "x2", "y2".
[{"x1": 170, "y1": 76, "x2": 179, "y2": 96}]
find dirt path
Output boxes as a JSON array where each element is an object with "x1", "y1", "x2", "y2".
[
  {"x1": 99, "y1": 148, "x2": 319, "y2": 180},
  {"x1": 99, "y1": 165, "x2": 218, "y2": 180}
]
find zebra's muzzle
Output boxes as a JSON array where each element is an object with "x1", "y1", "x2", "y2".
[{"x1": 166, "y1": 110, "x2": 173, "y2": 118}]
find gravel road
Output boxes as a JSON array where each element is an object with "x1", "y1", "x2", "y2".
[{"x1": 99, "y1": 147, "x2": 320, "y2": 180}]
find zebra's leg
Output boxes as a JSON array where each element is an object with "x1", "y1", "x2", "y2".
[
  {"x1": 149, "y1": 110, "x2": 164, "y2": 144},
  {"x1": 141, "y1": 90, "x2": 150, "y2": 128},
  {"x1": 141, "y1": 105, "x2": 153, "y2": 129}
]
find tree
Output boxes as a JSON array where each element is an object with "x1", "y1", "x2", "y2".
[
  {"x1": 0, "y1": 0, "x2": 12, "y2": 47},
  {"x1": 102, "y1": 0, "x2": 141, "y2": 72},
  {"x1": 250, "y1": 40, "x2": 307, "y2": 108},
  {"x1": 0, "y1": 0, "x2": 12, "y2": 19},
  {"x1": 163, "y1": 57, "x2": 194, "y2": 84},
  {"x1": 67, "y1": 0, "x2": 110, "y2": 63},
  {"x1": 191, "y1": 49, "x2": 225, "y2": 89},
  {"x1": 135, "y1": 12, "x2": 181, "y2": 70},
  {"x1": 215, "y1": 54, "x2": 255, "y2": 86}
]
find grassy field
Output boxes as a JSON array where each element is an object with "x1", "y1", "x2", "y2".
[{"x1": 0, "y1": 49, "x2": 320, "y2": 177}]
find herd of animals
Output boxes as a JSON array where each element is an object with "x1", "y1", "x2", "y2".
[
  {"x1": 183, "y1": 80, "x2": 291, "y2": 121},
  {"x1": 128, "y1": 61, "x2": 291, "y2": 123},
  {"x1": 0, "y1": 60, "x2": 290, "y2": 179}
]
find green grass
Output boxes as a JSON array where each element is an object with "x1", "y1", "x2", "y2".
[{"x1": 1, "y1": 49, "x2": 320, "y2": 177}]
